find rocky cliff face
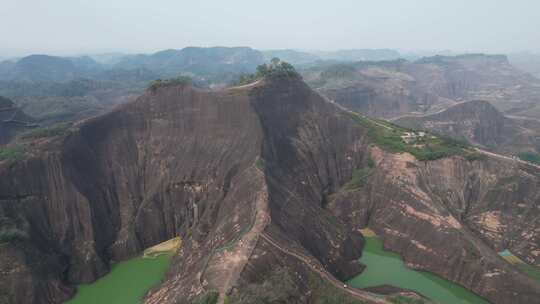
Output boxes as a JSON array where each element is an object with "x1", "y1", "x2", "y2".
[
  {"x1": 305, "y1": 54, "x2": 540, "y2": 120},
  {"x1": 330, "y1": 147, "x2": 540, "y2": 304},
  {"x1": 395, "y1": 100, "x2": 508, "y2": 146},
  {"x1": 0, "y1": 79, "x2": 364, "y2": 304},
  {"x1": 394, "y1": 100, "x2": 540, "y2": 155},
  {"x1": 0, "y1": 78, "x2": 539, "y2": 304}
]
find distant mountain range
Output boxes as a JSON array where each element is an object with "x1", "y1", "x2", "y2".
[
  {"x1": 394, "y1": 100, "x2": 540, "y2": 155},
  {"x1": 303, "y1": 54, "x2": 540, "y2": 120},
  {"x1": 0, "y1": 47, "x2": 265, "y2": 84},
  {"x1": 0, "y1": 48, "x2": 406, "y2": 84},
  {"x1": 508, "y1": 52, "x2": 540, "y2": 79},
  {"x1": 261, "y1": 49, "x2": 401, "y2": 66},
  {"x1": 1, "y1": 47, "x2": 540, "y2": 145},
  {"x1": 2, "y1": 48, "x2": 539, "y2": 85}
]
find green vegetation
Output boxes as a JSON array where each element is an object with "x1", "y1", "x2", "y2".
[
  {"x1": 518, "y1": 152, "x2": 540, "y2": 165},
  {"x1": 367, "y1": 156, "x2": 375, "y2": 168},
  {"x1": 67, "y1": 254, "x2": 172, "y2": 304},
  {"x1": 0, "y1": 146, "x2": 25, "y2": 162},
  {"x1": 0, "y1": 228, "x2": 28, "y2": 244},
  {"x1": 344, "y1": 168, "x2": 372, "y2": 190},
  {"x1": 389, "y1": 295, "x2": 429, "y2": 304},
  {"x1": 21, "y1": 123, "x2": 72, "y2": 140},
  {"x1": 308, "y1": 272, "x2": 366, "y2": 304},
  {"x1": 255, "y1": 157, "x2": 265, "y2": 170},
  {"x1": 193, "y1": 291, "x2": 219, "y2": 304},
  {"x1": 347, "y1": 112, "x2": 470, "y2": 161},
  {"x1": 499, "y1": 250, "x2": 540, "y2": 283},
  {"x1": 516, "y1": 264, "x2": 540, "y2": 282},
  {"x1": 148, "y1": 76, "x2": 193, "y2": 92},
  {"x1": 236, "y1": 58, "x2": 301, "y2": 85},
  {"x1": 228, "y1": 267, "x2": 300, "y2": 303},
  {"x1": 320, "y1": 64, "x2": 356, "y2": 79},
  {"x1": 464, "y1": 152, "x2": 487, "y2": 162}
]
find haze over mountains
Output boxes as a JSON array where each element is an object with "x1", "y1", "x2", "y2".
[{"x1": 1, "y1": 47, "x2": 538, "y2": 120}]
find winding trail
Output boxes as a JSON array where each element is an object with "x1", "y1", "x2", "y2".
[
  {"x1": 205, "y1": 165, "x2": 270, "y2": 304},
  {"x1": 474, "y1": 147, "x2": 540, "y2": 170},
  {"x1": 260, "y1": 232, "x2": 390, "y2": 304},
  {"x1": 326, "y1": 95, "x2": 540, "y2": 170}
]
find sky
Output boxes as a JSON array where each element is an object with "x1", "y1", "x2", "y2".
[{"x1": 2, "y1": 0, "x2": 540, "y2": 57}]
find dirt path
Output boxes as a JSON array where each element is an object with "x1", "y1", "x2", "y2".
[
  {"x1": 259, "y1": 232, "x2": 390, "y2": 304},
  {"x1": 326, "y1": 96, "x2": 540, "y2": 170},
  {"x1": 227, "y1": 79, "x2": 262, "y2": 90},
  {"x1": 324, "y1": 97, "x2": 394, "y2": 131},
  {"x1": 475, "y1": 147, "x2": 540, "y2": 169},
  {"x1": 203, "y1": 165, "x2": 270, "y2": 304}
]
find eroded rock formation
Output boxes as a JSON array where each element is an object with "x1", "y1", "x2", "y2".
[{"x1": 0, "y1": 77, "x2": 538, "y2": 304}]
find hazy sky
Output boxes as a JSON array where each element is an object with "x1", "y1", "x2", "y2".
[{"x1": 2, "y1": 0, "x2": 540, "y2": 57}]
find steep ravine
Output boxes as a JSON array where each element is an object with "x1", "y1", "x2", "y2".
[
  {"x1": 330, "y1": 147, "x2": 540, "y2": 304},
  {"x1": 0, "y1": 83, "x2": 264, "y2": 303}
]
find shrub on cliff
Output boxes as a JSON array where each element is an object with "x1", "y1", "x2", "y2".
[
  {"x1": 235, "y1": 58, "x2": 301, "y2": 85},
  {"x1": 190, "y1": 291, "x2": 219, "y2": 304},
  {"x1": 228, "y1": 267, "x2": 300, "y2": 303},
  {"x1": 20, "y1": 123, "x2": 71, "y2": 140},
  {"x1": 518, "y1": 152, "x2": 540, "y2": 164},
  {"x1": 344, "y1": 168, "x2": 372, "y2": 190},
  {"x1": 0, "y1": 146, "x2": 25, "y2": 161},
  {"x1": 0, "y1": 228, "x2": 28, "y2": 244},
  {"x1": 148, "y1": 76, "x2": 193, "y2": 92},
  {"x1": 257, "y1": 57, "x2": 300, "y2": 79}
]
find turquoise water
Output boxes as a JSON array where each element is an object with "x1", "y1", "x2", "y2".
[
  {"x1": 66, "y1": 255, "x2": 172, "y2": 304},
  {"x1": 348, "y1": 237, "x2": 488, "y2": 304}
]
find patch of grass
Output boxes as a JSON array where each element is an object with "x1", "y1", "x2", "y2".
[
  {"x1": 255, "y1": 157, "x2": 265, "y2": 170},
  {"x1": 308, "y1": 273, "x2": 367, "y2": 304},
  {"x1": 228, "y1": 267, "x2": 300, "y2": 303},
  {"x1": 148, "y1": 76, "x2": 193, "y2": 92},
  {"x1": 516, "y1": 264, "x2": 540, "y2": 283},
  {"x1": 389, "y1": 295, "x2": 429, "y2": 304},
  {"x1": 193, "y1": 291, "x2": 219, "y2": 304},
  {"x1": 0, "y1": 228, "x2": 28, "y2": 244},
  {"x1": 464, "y1": 152, "x2": 487, "y2": 162},
  {"x1": 500, "y1": 250, "x2": 540, "y2": 283},
  {"x1": 0, "y1": 146, "x2": 25, "y2": 162},
  {"x1": 320, "y1": 64, "x2": 356, "y2": 79},
  {"x1": 518, "y1": 152, "x2": 540, "y2": 165},
  {"x1": 21, "y1": 123, "x2": 71, "y2": 140},
  {"x1": 367, "y1": 157, "x2": 375, "y2": 168},
  {"x1": 347, "y1": 112, "x2": 469, "y2": 161},
  {"x1": 344, "y1": 168, "x2": 372, "y2": 190},
  {"x1": 235, "y1": 58, "x2": 301, "y2": 85}
]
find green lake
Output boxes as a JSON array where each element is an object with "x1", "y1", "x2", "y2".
[
  {"x1": 66, "y1": 254, "x2": 172, "y2": 304},
  {"x1": 348, "y1": 236, "x2": 488, "y2": 304}
]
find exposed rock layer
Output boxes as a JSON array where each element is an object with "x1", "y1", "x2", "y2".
[
  {"x1": 394, "y1": 100, "x2": 540, "y2": 155},
  {"x1": 0, "y1": 78, "x2": 538, "y2": 304}
]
